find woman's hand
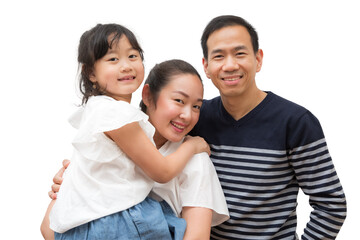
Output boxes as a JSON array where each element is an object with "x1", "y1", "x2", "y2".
[{"x1": 48, "y1": 159, "x2": 70, "y2": 199}]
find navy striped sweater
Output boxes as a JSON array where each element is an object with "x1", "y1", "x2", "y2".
[{"x1": 190, "y1": 92, "x2": 346, "y2": 240}]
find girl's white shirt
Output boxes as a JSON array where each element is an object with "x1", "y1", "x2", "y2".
[
  {"x1": 49, "y1": 96, "x2": 155, "y2": 233},
  {"x1": 150, "y1": 140, "x2": 230, "y2": 227}
]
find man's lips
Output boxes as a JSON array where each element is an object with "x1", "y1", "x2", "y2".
[{"x1": 221, "y1": 75, "x2": 243, "y2": 81}]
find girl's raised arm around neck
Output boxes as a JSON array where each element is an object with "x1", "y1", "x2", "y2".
[{"x1": 105, "y1": 122, "x2": 210, "y2": 183}]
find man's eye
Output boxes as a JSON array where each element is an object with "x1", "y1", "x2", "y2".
[{"x1": 214, "y1": 55, "x2": 223, "y2": 59}]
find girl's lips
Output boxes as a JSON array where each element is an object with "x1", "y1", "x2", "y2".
[{"x1": 118, "y1": 76, "x2": 135, "y2": 81}]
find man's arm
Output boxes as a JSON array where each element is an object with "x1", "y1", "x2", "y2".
[{"x1": 289, "y1": 112, "x2": 347, "y2": 239}]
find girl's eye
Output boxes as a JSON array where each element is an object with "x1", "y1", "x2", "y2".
[
  {"x1": 109, "y1": 57, "x2": 118, "y2": 62},
  {"x1": 129, "y1": 54, "x2": 138, "y2": 59}
]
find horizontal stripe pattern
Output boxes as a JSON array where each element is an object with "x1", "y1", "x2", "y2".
[{"x1": 210, "y1": 138, "x2": 346, "y2": 240}]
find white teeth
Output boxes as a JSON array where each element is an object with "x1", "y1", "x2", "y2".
[
  {"x1": 119, "y1": 76, "x2": 135, "y2": 80},
  {"x1": 222, "y1": 76, "x2": 241, "y2": 81},
  {"x1": 172, "y1": 122, "x2": 185, "y2": 129}
]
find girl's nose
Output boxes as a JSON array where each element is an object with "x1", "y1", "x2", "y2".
[{"x1": 119, "y1": 60, "x2": 132, "y2": 72}]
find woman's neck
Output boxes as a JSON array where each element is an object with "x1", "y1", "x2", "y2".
[{"x1": 153, "y1": 131, "x2": 168, "y2": 149}]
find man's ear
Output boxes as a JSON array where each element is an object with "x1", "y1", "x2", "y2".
[
  {"x1": 202, "y1": 58, "x2": 211, "y2": 79},
  {"x1": 255, "y1": 49, "x2": 264, "y2": 73},
  {"x1": 142, "y1": 84, "x2": 151, "y2": 107}
]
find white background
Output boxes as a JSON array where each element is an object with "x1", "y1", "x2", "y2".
[{"x1": 1, "y1": 0, "x2": 359, "y2": 239}]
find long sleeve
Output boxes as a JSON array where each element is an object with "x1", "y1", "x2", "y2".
[{"x1": 288, "y1": 111, "x2": 347, "y2": 239}]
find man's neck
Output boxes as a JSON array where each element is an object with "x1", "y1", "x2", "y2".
[{"x1": 221, "y1": 89, "x2": 267, "y2": 121}]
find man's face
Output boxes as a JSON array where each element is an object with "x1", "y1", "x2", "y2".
[{"x1": 203, "y1": 25, "x2": 263, "y2": 98}]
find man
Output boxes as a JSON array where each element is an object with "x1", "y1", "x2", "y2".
[{"x1": 190, "y1": 15, "x2": 346, "y2": 239}]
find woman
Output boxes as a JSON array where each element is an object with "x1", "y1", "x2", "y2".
[{"x1": 41, "y1": 59, "x2": 229, "y2": 239}]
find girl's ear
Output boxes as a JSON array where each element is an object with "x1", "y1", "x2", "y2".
[
  {"x1": 83, "y1": 65, "x2": 96, "y2": 83},
  {"x1": 89, "y1": 72, "x2": 96, "y2": 83},
  {"x1": 142, "y1": 84, "x2": 151, "y2": 107}
]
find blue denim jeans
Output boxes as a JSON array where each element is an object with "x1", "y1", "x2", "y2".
[{"x1": 55, "y1": 197, "x2": 186, "y2": 240}]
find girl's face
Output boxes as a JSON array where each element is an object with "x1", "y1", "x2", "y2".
[
  {"x1": 90, "y1": 35, "x2": 144, "y2": 102},
  {"x1": 144, "y1": 74, "x2": 204, "y2": 148}
]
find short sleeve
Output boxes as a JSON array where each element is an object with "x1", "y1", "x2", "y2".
[
  {"x1": 178, "y1": 152, "x2": 229, "y2": 226},
  {"x1": 69, "y1": 96, "x2": 155, "y2": 162}
]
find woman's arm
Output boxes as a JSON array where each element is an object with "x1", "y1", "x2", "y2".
[
  {"x1": 105, "y1": 122, "x2": 210, "y2": 183},
  {"x1": 181, "y1": 207, "x2": 212, "y2": 240},
  {"x1": 40, "y1": 200, "x2": 56, "y2": 240},
  {"x1": 41, "y1": 160, "x2": 70, "y2": 239}
]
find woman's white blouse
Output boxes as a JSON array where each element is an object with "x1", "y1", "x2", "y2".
[
  {"x1": 50, "y1": 96, "x2": 155, "y2": 233},
  {"x1": 150, "y1": 140, "x2": 230, "y2": 227}
]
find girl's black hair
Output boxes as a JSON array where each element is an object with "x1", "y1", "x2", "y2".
[
  {"x1": 139, "y1": 59, "x2": 202, "y2": 113},
  {"x1": 78, "y1": 23, "x2": 144, "y2": 105}
]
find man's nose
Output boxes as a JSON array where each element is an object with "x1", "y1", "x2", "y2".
[{"x1": 222, "y1": 56, "x2": 239, "y2": 72}]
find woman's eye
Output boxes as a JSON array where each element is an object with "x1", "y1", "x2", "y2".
[
  {"x1": 175, "y1": 99, "x2": 184, "y2": 104},
  {"x1": 193, "y1": 105, "x2": 201, "y2": 110}
]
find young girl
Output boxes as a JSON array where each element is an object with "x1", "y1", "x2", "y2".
[{"x1": 48, "y1": 24, "x2": 210, "y2": 239}]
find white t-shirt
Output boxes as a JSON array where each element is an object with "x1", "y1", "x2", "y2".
[
  {"x1": 150, "y1": 140, "x2": 230, "y2": 227},
  {"x1": 50, "y1": 96, "x2": 155, "y2": 233}
]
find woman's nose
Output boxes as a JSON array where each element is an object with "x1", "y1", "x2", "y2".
[{"x1": 180, "y1": 107, "x2": 191, "y2": 121}]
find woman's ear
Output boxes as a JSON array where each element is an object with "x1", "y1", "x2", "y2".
[{"x1": 142, "y1": 84, "x2": 151, "y2": 107}]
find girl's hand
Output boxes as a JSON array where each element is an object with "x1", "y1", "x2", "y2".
[
  {"x1": 184, "y1": 135, "x2": 211, "y2": 156},
  {"x1": 48, "y1": 159, "x2": 70, "y2": 200}
]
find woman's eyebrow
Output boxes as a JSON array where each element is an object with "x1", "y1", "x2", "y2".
[{"x1": 173, "y1": 91, "x2": 203, "y2": 102}]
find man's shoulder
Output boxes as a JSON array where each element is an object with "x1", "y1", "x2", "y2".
[
  {"x1": 267, "y1": 92, "x2": 308, "y2": 117},
  {"x1": 202, "y1": 96, "x2": 221, "y2": 111}
]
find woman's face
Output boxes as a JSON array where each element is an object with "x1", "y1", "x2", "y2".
[{"x1": 145, "y1": 74, "x2": 204, "y2": 148}]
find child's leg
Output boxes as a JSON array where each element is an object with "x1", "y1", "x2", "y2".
[
  {"x1": 128, "y1": 197, "x2": 175, "y2": 239},
  {"x1": 159, "y1": 200, "x2": 187, "y2": 240},
  {"x1": 54, "y1": 197, "x2": 179, "y2": 240}
]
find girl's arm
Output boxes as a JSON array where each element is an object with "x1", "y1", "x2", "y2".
[
  {"x1": 181, "y1": 207, "x2": 213, "y2": 240},
  {"x1": 105, "y1": 122, "x2": 210, "y2": 183},
  {"x1": 40, "y1": 200, "x2": 56, "y2": 240}
]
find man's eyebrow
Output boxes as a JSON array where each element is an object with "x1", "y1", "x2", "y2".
[
  {"x1": 173, "y1": 90, "x2": 203, "y2": 102},
  {"x1": 234, "y1": 45, "x2": 247, "y2": 51},
  {"x1": 210, "y1": 45, "x2": 248, "y2": 55},
  {"x1": 210, "y1": 48, "x2": 223, "y2": 56}
]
